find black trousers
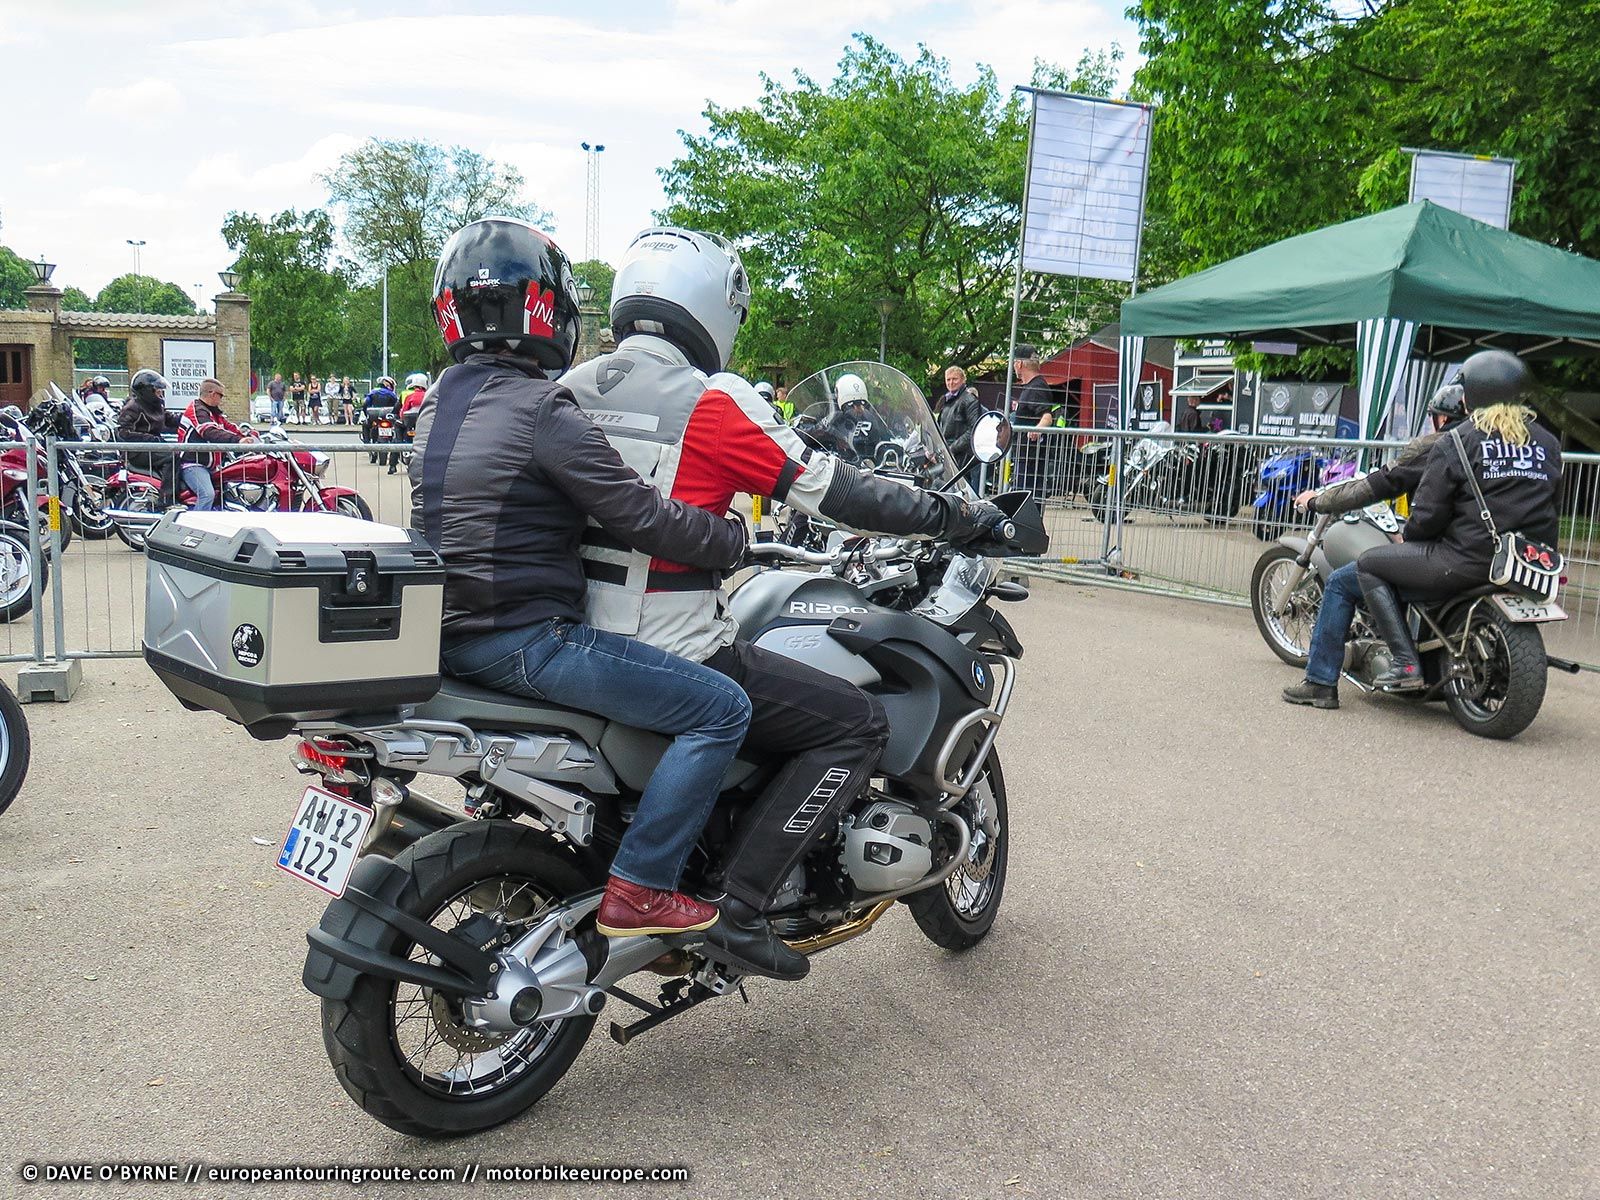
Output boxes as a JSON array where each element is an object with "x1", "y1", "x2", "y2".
[
  {"x1": 1357, "y1": 541, "x2": 1487, "y2": 602},
  {"x1": 704, "y1": 639, "x2": 888, "y2": 910}
]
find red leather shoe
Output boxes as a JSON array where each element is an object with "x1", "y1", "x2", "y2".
[{"x1": 595, "y1": 876, "x2": 719, "y2": 938}]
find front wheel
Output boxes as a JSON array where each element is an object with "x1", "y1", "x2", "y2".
[
  {"x1": 70, "y1": 476, "x2": 116, "y2": 538},
  {"x1": 905, "y1": 752, "x2": 1008, "y2": 950},
  {"x1": 0, "y1": 679, "x2": 30, "y2": 816},
  {"x1": 0, "y1": 523, "x2": 42, "y2": 622},
  {"x1": 1087, "y1": 480, "x2": 1110, "y2": 522},
  {"x1": 1444, "y1": 607, "x2": 1548, "y2": 740},
  {"x1": 320, "y1": 821, "x2": 598, "y2": 1138},
  {"x1": 1250, "y1": 545, "x2": 1320, "y2": 668},
  {"x1": 332, "y1": 493, "x2": 373, "y2": 521}
]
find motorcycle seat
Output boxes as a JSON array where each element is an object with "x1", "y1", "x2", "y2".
[
  {"x1": 1413, "y1": 583, "x2": 1501, "y2": 609},
  {"x1": 418, "y1": 676, "x2": 761, "y2": 793}
]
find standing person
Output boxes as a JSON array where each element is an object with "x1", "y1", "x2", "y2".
[
  {"x1": 341, "y1": 377, "x2": 356, "y2": 426},
  {"x1": 1176, "y1": 393, "x2": 1205, "y2": 434},
  {"x1": 1011, "y1": 345, "x2": 1058, "y2": 494},
  {"x1": 415, "y1": 218, "x2": 755, "y2": 937},
  {"x1": 289, "y1": 372, "x2": 306, "y2": 423},
  {"x1": 937, "y1": 365, "x2": 986, "y2": 486},
  {"x1": 268, "y1": 373, "x2": 286, "y2": 424},
  {"x1": 323, "y1": 374, "x2": 343, "y2": 423},
  {"x1": 307, "y1": 375, "x2": 323, "y2": 424},
  {"x1": 561, "y1": 226, "x2": 1008, "y2": 979},
  {"x1": 178, "y1": 378, "x2": 260, "y2": 512},
  {"x1": 1282, "y1": 384, "x2": 1468, "y2": 709}
]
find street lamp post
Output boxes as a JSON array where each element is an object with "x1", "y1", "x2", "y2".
[
  {"x1": 580, "y1": 141, "x2": 606, "y2": 262},
  {"x1": 875, "y1": 296, "x2": 897, "y2": 363},
  {"x1": 381, "y1": 266, "x2": 389, "y2": 383},
  {"x1": 126, "y1": 238, "x2": 146, "y2": 310},
  {"x1": 30, "y1": 258, "x2": 55, "y2": 285}
]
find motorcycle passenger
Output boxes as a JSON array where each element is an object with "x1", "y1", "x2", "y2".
[
  {"x1": 561, "y1": 226, "x2": 1009, "y2": 980},
  {"x1": 1355, "y1": 350, "x2": 1561, "y2": 691},
  {"x1": 412, "y1": 218, "x2": 754, "y2": 940},
  {"x1": 394, "y1": 372, "x2": 428, "y2": 475},
  {"x1": 1283, "y1": 383, "x2": 1468, "y2": 709},
  {"x1": 178, "y1": 378, "x2": 261, "y2": 512},
  {"x1": 116, "y1": 369, "x2": 178, "y2": 499}
]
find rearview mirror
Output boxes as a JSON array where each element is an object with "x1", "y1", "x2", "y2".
[{"x1": 971, "y1": 411, "x2": 1010, "y2": 463}]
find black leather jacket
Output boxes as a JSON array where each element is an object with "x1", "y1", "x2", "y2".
[
  {"x1": 938, "y1": 387, "x2": 986, "y2": 463},
  {"x1": 1403, "y1": 420, "x2": 1562, "y2": 564},
  {"x1": 1308, "y1": 419, "x2": 1460, "y2": 515},
  {"x1": 410, "y1": 354, "x2": 748, "y2": 637}
]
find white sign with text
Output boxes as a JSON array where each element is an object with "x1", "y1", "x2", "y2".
[
  {"x1": 161, "y1": 339, "x2": 217, "y2": 409},
  {"x1": 1408, "y1": 151, "x2": 1515, "y2": 230},
  {"x1": 1022, "y1": 93, "x2": 1152, "y2": 282}
]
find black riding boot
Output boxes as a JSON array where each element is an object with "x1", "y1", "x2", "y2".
[
  {"x1": 1359, "y1": 576, "x2": 1425, "y2": 691},
  {"x1": 701, "y1": 897, "x2": 810, "y2": 981}
]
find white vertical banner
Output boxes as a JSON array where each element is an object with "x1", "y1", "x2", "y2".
[
  {"x1": 1356, "y1": 318, "x2": 1418, "y2": 466},
  {"x1": 1022, "y1": 92, "x2": 1152, "y2": 282},
  {"x1": 1408, "y1": 149, "x2": 1516, "y2": 229},
  {"x1": 1117, "y1": 335, "x2": 1146, "y2": 431}
]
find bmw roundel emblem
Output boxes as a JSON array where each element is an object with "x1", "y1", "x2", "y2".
[{"x1": 972, "y1": 660, "x2": 987, "y2": 689}]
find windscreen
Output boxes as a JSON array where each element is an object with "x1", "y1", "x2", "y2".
[{"x1": 787, "y1": 361, "x2": 962, "y2": 491}]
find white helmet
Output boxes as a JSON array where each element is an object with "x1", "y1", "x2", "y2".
[
  {"x1": 753, "y1": 380, "x2": 775, "y2": 401},
  {"x1": 610, "y1": 227, "x2": 751, "y2": 373},
  {"x1": 835, "y1": 373, "x2": 869, "y2": 410},
  {"x1": 404, "y1": 372, "x2": 430, "y2": 390}
]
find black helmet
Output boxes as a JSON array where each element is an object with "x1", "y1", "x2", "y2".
[
  {"x1": 432, "y1": 218, "x2": 581, "y2": 371},
  {"x1": 90, "y1": 375, "x2": 111, "y2": 390},
  {"x1": 130, "y1": 369, "x2": 169, "y2": 407},
  {"x1": 1458, "y1": 350, "x2": 1533, "y2": 408},
  {"x1": 1425, "y1": 383, "x2": 1466, "y2": 419}
]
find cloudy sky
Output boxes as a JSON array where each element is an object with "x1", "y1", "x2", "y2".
[{"x1": 4, "y1": 0, "x2": 1133, "y2": 303}]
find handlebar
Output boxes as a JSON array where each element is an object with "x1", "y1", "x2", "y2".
[{"x1": 746, "y1": 539, "x2": 915, "y2": 567}]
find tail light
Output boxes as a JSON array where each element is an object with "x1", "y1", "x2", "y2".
[{"x1": 293, "y1": 737, "x2": 368, "y2": 787}]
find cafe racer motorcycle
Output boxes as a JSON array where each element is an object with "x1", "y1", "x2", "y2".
[{"x1": 266, "y1": 371, "x2": 1045, "y2": 1138}]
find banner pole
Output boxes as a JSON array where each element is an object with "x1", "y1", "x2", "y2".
[
  {"x1": 1106, "y1": 105, "x2": 1153, "y2": 568},
  {"x1": 1002, "y1": 92, "x2": 1038, "y2": 422}
]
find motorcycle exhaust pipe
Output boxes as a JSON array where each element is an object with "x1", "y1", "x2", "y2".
[
  {"x1": 103, "y1": 508, "x2": 162, "y2": 530},
  {"x1": 1546, "y1": 655, "x2": 1584, "y2": 675}
]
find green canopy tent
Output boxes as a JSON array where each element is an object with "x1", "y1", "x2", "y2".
[{"x1": 1117, "y1": 201, "x2": 1600, "y2": 445}]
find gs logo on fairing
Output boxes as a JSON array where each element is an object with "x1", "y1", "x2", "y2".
[{"x1": 972, "y1": 660, "x2": 987, "y2": 689}]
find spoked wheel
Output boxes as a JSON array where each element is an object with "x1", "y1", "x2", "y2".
[
  {"x1": 1087, "y1": 481, "x2": 1110, "y2": 523},
  {"x1": 906, "y1": 752, "x2": 1008, "y2": 950},
  {"x1": 1444, "y1": 606, "x2": 1548, "y2": 740},
  {"x1": 1250, "y1": 545, "x2": 1321, "y2": 668},
  {"x1": 0, "y1": 524, "x2": 42, "y2": 622},
  {"x1": 0, "y1": 679, "x2": 31, "y2": 815},
  {"x1": 70, "y1": 475, "x2": 116, "y2": 538},
  {"x1": 321, "y1": 821, "x2": 597, "y2": 1138}
]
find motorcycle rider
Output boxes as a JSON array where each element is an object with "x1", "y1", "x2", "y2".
[
  {"x1": 1283, "y1": 383, "x2": 1468, "y2": 709},
  {"x1": 1355, "y1": 350, "x2": 1561, "y2": 691},
  {"x1": 116, "y1": 369, "x2": 179, "y2": 499},
  {"x1": 411, "y1": 217, "x2": 754, "y2": 940},
  {"x1": 178, "y1": 378, "x2": 260, "y2": 512},
  {"x1": 561, "y1": 226, "x2": 1009, "y2": 980}
]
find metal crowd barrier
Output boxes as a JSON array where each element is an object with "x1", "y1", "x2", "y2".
[
  {"x1": 0, "y1": 437, "x2": 416, "y2": 692},
  {"x1": 995, "y1": 425, "x2": 1600, "y2": 671}
]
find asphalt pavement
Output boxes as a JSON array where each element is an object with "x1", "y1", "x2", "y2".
[{"x1": 0, "y1": 580, "x2": 1596, "y2": 1199}]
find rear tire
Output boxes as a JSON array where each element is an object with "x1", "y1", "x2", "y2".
[
  {"x1": 320, "y1": 821, "x2": 598, "y2": 1138},
  {"x1": 1445, "y1": 607, "x2": 1547, "y2": 740},
  {"x1": 906, "y1": 753, "x2": 1008, "y2": 950}
]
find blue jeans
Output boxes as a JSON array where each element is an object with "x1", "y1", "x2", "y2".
[
  {"x1": 271, "y1": 397, "x2": 285, "y2": 423},
  {"x1": 443, "y1": 618, "x2": 752, "y2": 892},
  {"x1": 1306, "y1": 562, "x2": 1362, "y2": 686},
  {"x1": 180, "y1": 463, "x2": 216, "y2": 511}
]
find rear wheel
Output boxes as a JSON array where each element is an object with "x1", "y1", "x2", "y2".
[
  {"x1": 1251, "y1": 545, "x2": 1320, "y2": 668},
  {"x1": 1087, "y1": 481, "x2": 1110, "y2": 522},
  {"x1": 906, "y1": 753, "x2": 1008, "y2": 950},
  {"x1": 1444, "y1": 606, "x2": 1548, "y2": 739},
  {"x1": 321, "y1": 821, "x2": 598, "y2": 1138}
]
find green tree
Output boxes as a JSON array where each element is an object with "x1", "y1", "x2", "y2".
[
  {"x1": 60, "y1": 286, "x2": 94, "y2": 311},
  {"x1": 95, "y1": 274, "x2": 196, "y2": 315},
  {"x1": 322, "y1": 138, "x2": 550, "y2": 374},
  {"x1": 222, "y1": 208, "x2": 350, "y2": 381},
  {"x1": 660, "y1": 39, "x2": 1120, "y2": 387},
  {"x1": 571, "y1": 259, "x2": 616, "y2": 310},
  {"x1": 0, "y1": 246, "x2": 39, "y2": 310}
]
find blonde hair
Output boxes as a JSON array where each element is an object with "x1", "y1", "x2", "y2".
[{"x1": 1470, "y1": 403, "x2": 1535, "y2": 446}]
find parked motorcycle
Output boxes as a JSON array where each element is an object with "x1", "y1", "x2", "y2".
[
  {"x1": 143, "y1": 368, "x2": 1043, "y2": 1139},
  {"x1": 108, "y1": 441, "x2": 371, "y2": 551},
  {"x1": 1249, "y1": 446, "x2": 1358, "y2": 541},
  {"x1": 21, "y1": 393, "x2": 116, "y2": 538},
  {"x1": 1250, "y1": 498, "x2": 1577, "y2": 738}
]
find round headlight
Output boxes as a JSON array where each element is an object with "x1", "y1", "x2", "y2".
[{"x1": 311, "y1": 452, "x2": 330, "y2": 479}]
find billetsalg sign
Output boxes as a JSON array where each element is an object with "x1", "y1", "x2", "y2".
[{"x1": 1257, "y1": 380, "x2": 1350, "y2": 438}]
